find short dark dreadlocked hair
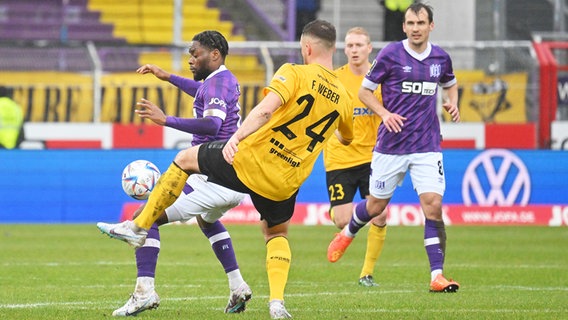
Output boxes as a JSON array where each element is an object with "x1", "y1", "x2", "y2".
[{"x1": 192, "y1": 30, "x2": 229, "y2": 58}]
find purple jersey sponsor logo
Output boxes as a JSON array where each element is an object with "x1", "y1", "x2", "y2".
[
  {"x1": 208, "y1": 97, "x2": 227, "y2": 108},
  {"x1": 401, "y1": 81, "x2": 437, "y2": 95}
]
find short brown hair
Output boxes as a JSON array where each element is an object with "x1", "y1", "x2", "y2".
[
  {"x1": 405, "y1": 3, "x2": 434, "y2": 23},
  {"x1": 301, "y1": 19, "x2": 336, "y2": 49}
]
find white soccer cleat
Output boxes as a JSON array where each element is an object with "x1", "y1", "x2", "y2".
[
  {"x1": 97, "y1": 220, "x2": 147, "y2": 248},
  {"x1": 224, "y1": 282, "x2": 253, "y2": 313},
  {"x1": 112, "y1": 291, "x2": 160, "y2": 316},
  {"x1": 269, "y1": 299, "x2": 292, "y2": 319}
]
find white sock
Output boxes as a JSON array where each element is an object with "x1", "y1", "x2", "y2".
[
  {"x1": 344, "y1": 226, "x2": 355, "y2": 238},
  {"x1": 431, "y1": 269, "x2": 443, "y2": 281},
  {"x1": 227, "y1": 269, "x2": 244, "y2": 291},
  {"x1": 135, "y1": 276, "x2": 155, "y2": 296}
]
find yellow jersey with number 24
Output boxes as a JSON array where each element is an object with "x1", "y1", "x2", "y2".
[{"x1": 233, "y1": 63, "x2": 354, "y2": 201}]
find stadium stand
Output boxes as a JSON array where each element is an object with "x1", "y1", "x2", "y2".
[
  {"x1": 0, "y1": 0, "x2": 265, "y2": 123},
  {"x1": 87, "y1": 0, "x2": 244, "y2": 44},
  {"x1": 0, "y1": 0, "x2": 124, "y2": 43},
  {"x1": 0, "y1": 0, "x2": 264, "y2": 75},
  {"x1": 0, "y1": 0, "x2": 132, "y2": 72},
  {"x1": 86, "y1": 0, "x2": 263, "y2": 81},
  {"x1": 0, "y1": 46, "x2": 93, "y2": 71},
  {"x1": 243, "y1": 0, "x2": 384, "y2": 41}
]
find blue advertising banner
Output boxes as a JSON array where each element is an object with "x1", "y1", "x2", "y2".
[
  {"x1": 301, "y1": 149, "x2": 565, "y2": 205},
  {"x1": 0, "y1": 149, "x2": 566, "y2": 223}
]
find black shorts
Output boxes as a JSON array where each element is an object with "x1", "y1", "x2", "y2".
[
  {"x1": 325, "y1": 162, "x2": 371, "y2": 207},
  {"x1": 198, "y1": 140, "x2": 298, "y2": 228}
]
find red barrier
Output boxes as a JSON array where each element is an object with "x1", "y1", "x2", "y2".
[
  {"x1": 532, "y1": 41, "x2": 568, "y2": 148},
  {"x1": 45, "y1": 140, "x2": 102, "y2": 149},
  {"x1": 485, "y1": 123, "x2": 536, "y2": 149},
  {"x1": 441, "y1": 139, "x2": 476, "y2": 149},
  {"x1": 112, "y1": 124, "x2": 163, "y2": 149}
]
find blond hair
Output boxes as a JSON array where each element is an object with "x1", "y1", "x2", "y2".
[{"x1": 345, "y1": 27, "x2": 371, "y2": 43}]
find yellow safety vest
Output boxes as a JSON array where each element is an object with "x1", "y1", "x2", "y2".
[
  {"x1": 0, "y1": 97, "x2": 24, "y2": 149},
  {"x1": 385, "y1": 0, "x2": 413, "y2": 12}
]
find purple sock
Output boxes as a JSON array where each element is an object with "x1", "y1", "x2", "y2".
[
  {"x1": 136, "y1": 223, "x2": 160, "y2": 277},
  {"x1": 424, "y1": 219, "x2": 445, "y2": 272},
  {"x1": 201, "y1": 220, "x2": 238, "y2": 273},
  {"x1": 348, "y1": 200, "x2": 372, "y2": 235}
]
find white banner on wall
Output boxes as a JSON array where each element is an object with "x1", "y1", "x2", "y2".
[{"x1": 551, "y1": 121, "x2": 568, "y2": 150}]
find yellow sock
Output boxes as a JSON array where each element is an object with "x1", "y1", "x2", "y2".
[
  {"x1": 134, "y1": 162, "x2": 188, "y2": 229},
  {"x1": 360, "y1": 224, "x2": 387, "y2": 278},
  {"x1": 266, "y1": 236, "x2": 291, "y2": 301}
]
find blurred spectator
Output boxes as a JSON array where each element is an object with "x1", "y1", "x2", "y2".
[
  {"x1": 0, "y1": 86, "x2": 24, "y2": 149},
  {"x1": 295, "y1": 0, "x2": 321, "y2": 40},
  {"x1": 381, "y1": 0, "x2": 414, "y2": 41}
]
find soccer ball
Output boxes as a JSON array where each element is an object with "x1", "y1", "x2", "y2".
[{"x1": 121, "y1": 160, "x2": 161, "y2": 200}]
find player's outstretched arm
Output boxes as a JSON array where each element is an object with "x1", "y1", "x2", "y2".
[
  {"x1": 136, "y1": 64, "x2": 201, "y2": 97},
  {"x1": 135, "y1": 98, "x2": 222, "y2": 135},
  {"x1": 136, "y1": 64, "x2": 171, "y2": 81},
  {"x1": 136, "y1": 98, "x2": 167, "y2": 125}
]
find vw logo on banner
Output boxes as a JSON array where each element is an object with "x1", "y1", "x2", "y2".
[{"x1": 462, "y1": 149, "x2": 531, "y2": 206}]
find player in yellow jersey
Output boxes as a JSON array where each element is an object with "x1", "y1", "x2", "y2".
[
  {"x1": 97, "y1": 20, "x2": 354, "y2": 319},
  {"x1": 324, "y1": 27, "x2": 387, "y2": 287}
]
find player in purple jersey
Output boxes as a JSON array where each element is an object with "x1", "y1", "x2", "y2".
[
  {"x1": 328, "y1": 3, "x2": 461, "y2": 293},
  {"x1": 98, "y1": 31, "x2": 251, "y2": 316}
]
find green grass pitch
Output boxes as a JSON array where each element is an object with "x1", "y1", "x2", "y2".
[{"x1": 1, "y1": 224, "x2": 567, "y2": 319}]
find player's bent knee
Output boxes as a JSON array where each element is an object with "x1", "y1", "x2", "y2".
[
  {"x1": 333, "y1": 214, "x2": 350, "y2": 229},
  {"x1": 174, "y1": 146, "x2": 200, "y2": 173},
  {"x1": 366, "y1": 200, "x2": 389, "y2": 218}
]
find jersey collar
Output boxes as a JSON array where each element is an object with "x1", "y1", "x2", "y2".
[{"x1": 402, "y1": 39, "x2": 432, "y2": 61}]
